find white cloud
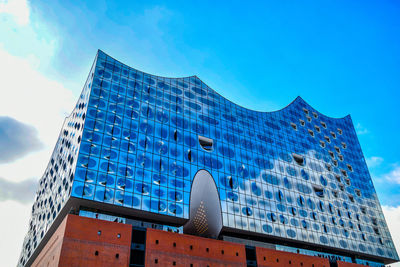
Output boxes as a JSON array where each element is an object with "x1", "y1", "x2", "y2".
[
  {"x1": 0, "y1": 0, "x2": 30, "y2": 26},
  {"x1": 0, "y1": 200, "x2": 32, "y2": 267},
  {"x1": 356, "y1": 122, "x2": 369, "y2": 135},
  {"x1": 383, "y1": 166, "x2": 400, "y2": 185},
  {"x1": 382, "y1": 205, "x2": 400, "y2": 267},
  {"x1": 366, "y1": 156, "x2": 384, "y2": 168},
  {"x1": 0, "y1": 48, "x2": 75, "y2": 183}
]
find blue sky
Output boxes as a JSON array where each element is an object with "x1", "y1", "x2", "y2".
[{"x1": 0, "y1": 0, "x2": 399, "y2": 266}]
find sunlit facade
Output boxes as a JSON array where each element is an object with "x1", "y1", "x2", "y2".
[{"x1": 18, "y1": 50, "x2": 398, "y2": 266}]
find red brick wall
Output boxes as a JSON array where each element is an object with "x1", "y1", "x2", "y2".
[
  {"x1": 145, "y1": 228, "x2": 247, "y2": 267},
  {"x1": 256, "y1": 246, "x2": 330, "y2": 267},
  {"x1": 58, "y1": 214, "x2": 132, "y2": 267}
]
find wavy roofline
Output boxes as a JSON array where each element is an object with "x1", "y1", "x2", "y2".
[{"x1": 98, "y1": 49, "x2": 351, "y2": 121}]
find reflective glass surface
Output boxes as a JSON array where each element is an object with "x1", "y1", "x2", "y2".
[{"x1": 18, "y1": 50, "x2": 398, "y2": 266}]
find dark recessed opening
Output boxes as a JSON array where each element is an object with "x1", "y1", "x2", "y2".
[
  {"x1": 312, "y1": 112, "x2": 318, "y2": 118},
  {"x1": 320, "y1": 140, "x2": 325, "y2": 148},
  {"x1": 187, "y1": 150, "x2": 192, "y2": 162},
  {"x1": 116, "y1": 253, "x2": 119, "y2": 259},
  {"x1": 95, "y1": 251, "x2": 99, "y2": 256},
  {"x1": 339, "y1": 184, "x2": 344, "y2": 191},
  {"x1": 338, "y1": 155, "x2": 343, "y2": 161},
  {"x1": 308, "y1": 129, "x2": 314, "y2": 137},
  {"x1": 374, "y1": 227, "x2": 380, "y2": 235},
  {"x1": 342, "y1": 142, "x2": 347, "y2": 149},
  {"x1": 198, "y1": 135, "x2": 213, "y2": 152},
  {"x1": 325, "y1": 164, "x2": 332, "y2": 171},
  {"x1": 276, "y1": 258, "x2": 279, "y2": 262},
  {"x1": 347, "y1": 164, "x2": 353, "y2": 172},
  {"x1": 332, "y1": 191, "x2": 338, "y2": 198},
  {"x1": 155, "y1": 240, "x2": 159, "y2": 244},
  {"x1": 236, "y1": 252, "x2": 239, "y2": 256},
  {"x1": 355, "y1": 189, "x2": 361, "y2": 197},
  {"x1": 291, "y1": 122, "x2": 297, "y2": 130},
  {"x1": 206, "y1": 248, "x2": 209, "y2": 252},
  {"x1": 303, "y1": 108, "x2": 309, "y2": 114},
  {"x1": 307, "y1": 116, "x2": 312, "y2": 122},
  {"x1": 335, "y1": 146, "x2": 340, "y2": 153},
  {"x1": 360, "y1": 206, "x2": 367, "y2": 214},
  {"x1": 345, "y1": 178, "x2": 350, "y2": 185},
  {"x1": 333, "y1": 160, "x2": 338, "y2": 166},
  {"x1": 173, "y1": 242, "x2": 176, "y2": 247},
  {"x1": 341, "y1": 169, "x2": 348, "y2": 177},
  {"x1": 173, "y1": 261, "x2": 176, "y2": 266},
  {"x1": 173, "y1": 130, "x2": 178, "y2": 141},
  {"x1": 155, "y1": 259, "x2": 158, "y2": 264},
  {"x1": 329, "y1": 151, "x2": 334, "y2": 158},
  {"x1": 221, "y1": 250, "x2": 224, "y2": 254},
  {"x1": 299, "y1": 119, "x2": 305, "y2": 126},
  {"x1": 348, "y1": 194, "x2": 354, "y2": 202},
  {"x1": 315, "y1": 125, "x2": 320, "y2": 132},
  {"x1": 190, "y1": 245, "x2": 193, "y2": 250},
  {"x1": 313, "y1": 186, "x2": 324, "y2": 198},
  {"x1": 324, "y1": 136, "x2": 330, "y2": 143},
  {"x1": 292, "y1": 153, "x2": 304, "y2": 165},
  {"x1": 338, "y1": 128, "x2": 343, "y2": 135},
  {"x1": 321, "y1": 121, "x2": 327, "y2": 128}
]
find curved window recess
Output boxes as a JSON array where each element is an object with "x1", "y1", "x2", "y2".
[
  {"x1": 299, "y1": 119, "x2": 305, "y2": 126},
  {"x1": 334, "y1": 146, "x2": 340, "y2": 153},
  {"x1": 328, "y1": 151, "x2": 335, "y2": 158},
  {"x1": 198, "y1": 135, "x2": 213, "y2": 152},
  {"x1": 371, "y1": 217, "x2": 378, "y2": 226},
  {"x1": 348, "y1": 194, "x2": 354, "y2": 202},
  {"x1": 320, "y1": 140, "x2": 326, "y2": 148},
  {"x1": 330, "y1": 131, "x2": 336, "y2": 139},
  {"x1": 306, "y1": 116, "x2": 312, "y2": 122},
  {"x1": 335, "y1": 175, "x2": 341, "y2": 183},
  {"x1": 341, "y1": 169, "x2": 348, "y2": 177},
  {"x1": 338, "y1": 154, "x2": 343, "y2": 161},
  {"x1": 228, "y1": 176, "x2": 234, "y2": 189},
  {"x1": 303, "y1": 108, "x2": 309, "y2": 115},
  {"x1": 290, "y1": 123, "x2": 297, "y2": 130},
  {"x1": 347, "y1": 164, "x2": 353, "y2": 172},
  {"x1": 324, "y1": 136, "x2": 331, "y2": 143},
  {"x1": 344, "y1": 178, "x2": 350, "y2": 185},
  {"x1": 373, "y1": 227, "x2": 380, "y2": 235},
  {"x1": 292, "y1": 153, "x2": 304, "y2": 165},
  {"x1": 187, "y1": 150, "x2": 192, "y2": 162},
  {"x1": 314, "y1": 125, "x2": 320, "y2": 132},
  {"x1": 332, "y1": 190, "x2": 338, "y2": 198},
  {"x1": 360, "y1": 206, "x2": 367, "y2": 214},
  {"x1": 355, "y1": 189, "x2": 361, "y2": 197},
  {"x1": 325, "y1": 164, "x2": 332, "y2": 172},
  {"x1": 313, "y1": 186, "x2": 324, "y2": 198},
  {"x1": 312, "y1": 112, "x2": 318, "y2": 118},
  {"x1": 341, "y1": 142, "x2": 347, "y2": 149},
  {"x1": 339, "y1": 184, "x2": 345, "y2": 191},
  {"x1": 337, "y1": 128, "x2": 343, "y2": 135},
  {"x1": 320, "y1": 121, "x2": 327, "y2": 128},
  {"x1": 308, "y1": 129, "x2": 314, "y2": 137},
  {"x1": 174, "y1": 130, "x2": 178, "y2": 142},
  {"x1": 332, "y1": 160, "x2": 338, "y2": 167}
]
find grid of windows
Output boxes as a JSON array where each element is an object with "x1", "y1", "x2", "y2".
[{"x1": 18, "y1": 50, "x2": 398, "y2": 266}]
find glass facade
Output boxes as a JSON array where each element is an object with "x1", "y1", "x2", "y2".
[{"x1": 18, "y1": 50, "x2": 398, "y2": 266}]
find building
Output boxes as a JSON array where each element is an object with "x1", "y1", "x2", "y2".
[{"x1": 18, "y1": 50, "x2": 398, "y2": 266}]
